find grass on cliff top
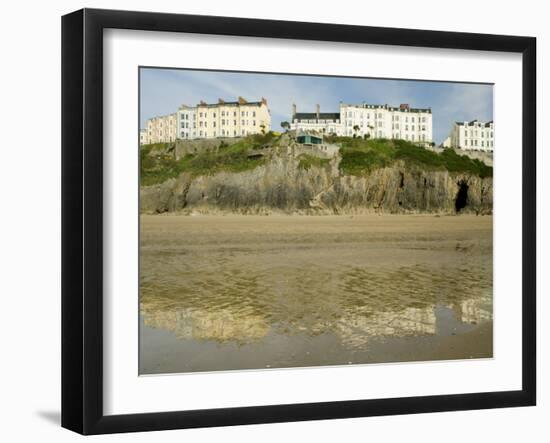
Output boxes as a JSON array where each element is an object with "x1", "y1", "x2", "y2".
[
  {"x1": 140, "y1": 133, "x2": 278, "y2": 186},
  {"x1": 336, "y1": 137, "x2": 492, "y2": 178},
  {"x1": 297, "y1": 154, "x2": 331, "y2": 170}
]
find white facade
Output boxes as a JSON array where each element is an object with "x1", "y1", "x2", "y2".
[
  {"x1": 177, "y1": 105, "x2": 197, "y2": 140},
  {"x1": 446, "y1": 120, "x2": 494, "y2": 152},
  {"x1": 290, "y1": 104, "x2": 342, "y2": 135},
  {"x1": 341, "y1": 103, "x2": 433, "y2": 143},
  {"x1": 291, "y1": 103, "x2": 433, "y2": 144},
  {"x1": 139, "y1": 129, "x2": 148, "y2": 145}
]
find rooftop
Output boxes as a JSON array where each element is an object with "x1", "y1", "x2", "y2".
[
  {"x1": 197, "y1": 96, "x2": 268, "y2": 108},
  {"x1": 341, "y1": 103, "x2": 432, "y2": 113},
  {"x1": 456, "y1": 120, "x2": 494, "y2": 127},
  {"x1": 294, "y1": 112, "x2": 341, "y2": 121}
]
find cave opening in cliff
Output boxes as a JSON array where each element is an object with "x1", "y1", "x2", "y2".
[{"x1": 455, "y1": 181, "x2": 469, "y2": 213}]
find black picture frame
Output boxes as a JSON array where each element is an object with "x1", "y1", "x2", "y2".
[{"x1": 61, "y1": 8, "x2": 536, "y2": 435}]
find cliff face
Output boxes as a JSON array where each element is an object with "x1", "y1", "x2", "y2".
[{"x1": 140, "y1": 155, "x2": 492, "y2": 215}]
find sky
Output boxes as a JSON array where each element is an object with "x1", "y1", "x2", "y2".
[{"x1": 140, "y1": 68, "x2": 493, "y2": 144}]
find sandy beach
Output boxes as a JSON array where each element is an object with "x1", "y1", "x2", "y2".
[{"x1": 139, "y1": 214, "x2": 493, "y2": 374}]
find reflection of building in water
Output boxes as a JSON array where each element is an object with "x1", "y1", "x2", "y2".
[
  {"x1": 337, "y1": 305, "x2": 437, "y2": 349},
  {"x1": 453, "y1": 297, "x2": 492, "y2": 324},
  {"x1": 142, "y1": 306, "x2": 270, "y2": 343}
]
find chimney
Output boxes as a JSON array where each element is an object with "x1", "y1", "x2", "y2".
[
  {"x1": 218, "y1": 98, "x2": 224, "y2": 104},
  {"x1": 316, "y1": 104, "x2": 320, "y2": 119},
  {"x1": 292, "y1": 103, "x2": 296, "y2": 118},
  {"x1": 261, "y1": 97, "x2": 267, "y2": 105},
  {"x1": 399, "y1": 103, "x2": 410, "y2": 111},
  {"x1": 238, "y1": 96, "x2": 247, "y2": 105},
  {"x1": 199, "y1": 100, "x2": 207, "y2": 106}
]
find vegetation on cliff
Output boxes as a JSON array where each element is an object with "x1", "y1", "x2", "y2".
[
  {"x1": 140, "y1": 132, "x2": 278, "y2": 186},
  {"x1": 297, "y1": 154, "x2": 331, "y2": 170},
  {"x1": 140, "y1": 134, "x2": 492, "y2": 187},
  {"x1": 334, "y1": 137, "x2": 493, "y2": 178}
]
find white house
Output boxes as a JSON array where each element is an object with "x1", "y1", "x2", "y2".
[
  {"x1": 445, "y1": 120, "x2": 494, "y2": 152},
  {"x1": 290, "y1": 102, "x2": 433, "y2": 145},
  {"x1": 290, "y1": 104, "x2": 343, "y2": 135},
  {"x1": 177, "y1": 104, "x2": 197, "y2": 140}
]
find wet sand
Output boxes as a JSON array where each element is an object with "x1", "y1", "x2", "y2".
[{"x1": 139, "y1": 214, "x2": 493, "y2": 374}]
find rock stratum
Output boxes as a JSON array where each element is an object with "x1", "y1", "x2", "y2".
[{"x1": 140, "y1": 154, "x2": 492, "y2": 215}]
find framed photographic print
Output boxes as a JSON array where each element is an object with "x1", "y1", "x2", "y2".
[{"x1": 61, "y1": 8, "x2": 536, "y2": 435}]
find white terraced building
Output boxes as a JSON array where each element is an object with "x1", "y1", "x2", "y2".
[
  {"x1": 442, "y1": 120, "x2": 494, "y2": 152},
  {"x1": 290, "y1": 102, "x2": 433, "y2": 144},
  {"x1": 177, "y1": 104, "x2": 197, "y2": 140},
  {"x1": 141, "y1": 97, "x2": 271, "y2": 144},
  {"x1": 289, "y1": 104, "x2": 342, "y2": 135}
]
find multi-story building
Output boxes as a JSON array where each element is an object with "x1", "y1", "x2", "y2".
[
  {"x1": 143, "y1": 113, "x2": 177, "y2": 144},
  {"x1": 341, "y1": 103, "x2": 432, "y2": 143},
  {"x1": 290, "y1": 104, "x2": 342, "y2": 135},
  {"x1": 142, "y1": 97, "x2": 271, "y2": 143},
  {"x1": 443, "y1": 120, "x2": 494, "y2": 152},
  {"x1": 290, "y1": 102, "x2": 433, "y2": 144},
  {"x1": 140, "y1": 129, "x2": 148, "y2": 145},
  {"x1": 177, "y1": 104, "x2": 197, "y2": 140},
  {"x1": 195, "y1": 97, "x2": 271, "y2": 139}
]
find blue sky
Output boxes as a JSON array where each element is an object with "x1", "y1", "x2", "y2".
[{"x1": 140, "y1": 68, "x2": 493, "y2": 144}]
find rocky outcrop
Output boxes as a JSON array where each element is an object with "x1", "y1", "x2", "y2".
[{"x1": 140, "y1": 155, "x2": 492, "y2": 215}]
